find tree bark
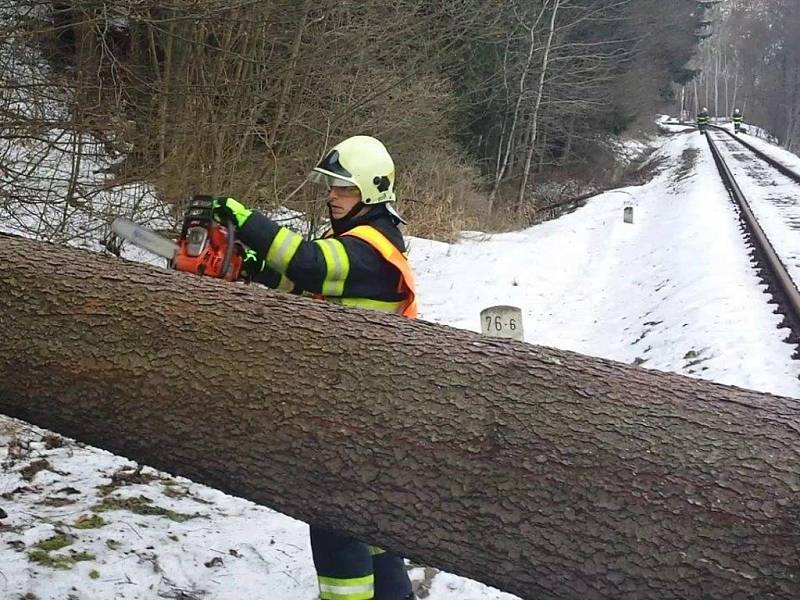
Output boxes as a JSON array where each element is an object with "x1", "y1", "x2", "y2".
[{"x1": 1, "y1": 235, "x2": 799, "y2": 600}]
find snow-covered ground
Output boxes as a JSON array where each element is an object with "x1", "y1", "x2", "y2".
[
  {"x1": 655, "y1": 113, "x2": 697, "y2": 135},
  {"x1": 0, "y1": 10, "x2": 171, "y2": 266},
  {"x1": 0, "y1": 17, "x2": 522, "y2": 598},
  {"x1": 5, "y1": 7, "x2": 800, "y2": 597},
  {"x1": 732, "y1": 127, "x2": 800, "y2": 176},
  {"x1": 708, "y1": 129, "x2": 800, "y2": 292},
  {"x1": 416, "y1": 131, "x2": 800, "y2": 397},
  {"x1": 4, "y1": 125, "x2": 800, "y2": 599}
]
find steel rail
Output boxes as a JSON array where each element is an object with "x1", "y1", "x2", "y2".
[
  {"x1": 704, "y1": 129, "x2": 800, "y2": 333},
  {"x1": 708, "y1": 124, "x2": 800, "y2": 184}
]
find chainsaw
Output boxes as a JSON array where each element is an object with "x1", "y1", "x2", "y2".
[{"x1": 112, "y1": 195, "x2": 244, "y2": 281}]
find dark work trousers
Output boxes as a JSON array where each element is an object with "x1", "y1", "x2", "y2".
[{"x1": 310, "y1": 526, "x2": 414, "y2": 600}]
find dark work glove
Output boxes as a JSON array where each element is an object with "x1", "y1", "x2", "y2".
[{"x1": 240, "y1": 248, "x2": 265, "y2": 280}]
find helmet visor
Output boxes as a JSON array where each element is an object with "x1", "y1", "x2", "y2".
[
  {"x1": 310, "y1": 148, "x2": 358, "y2": 189},
  {"x1": 309, "y1": 171, "x2": 358, "y2": 189},
  {"x1": 316, "y1": 149, "x2": 352, "y2": 178}
]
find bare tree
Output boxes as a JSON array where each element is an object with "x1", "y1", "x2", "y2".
[{"x1": 517, "y1": 0, "x2": 561, "y2": 210}]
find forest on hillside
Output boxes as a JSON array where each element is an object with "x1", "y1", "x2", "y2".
[
  {"x1": 1, "y1": 1, "x2": 702, "y2": 238},
  {"x1": 691, "y1": 0, "x2": 800, "y2": 151}
]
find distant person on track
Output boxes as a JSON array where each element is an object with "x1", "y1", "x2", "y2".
[
  {"x1": 697, "y1": 108, "x2": 710, "y2": 133},
  {"x1": 733, "y1": 108, "x2": 744, "y2": 134}
]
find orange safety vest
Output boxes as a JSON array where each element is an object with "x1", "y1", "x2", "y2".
[{"x1": 316, "y1": 225, "x2": 417, "y2": 319}]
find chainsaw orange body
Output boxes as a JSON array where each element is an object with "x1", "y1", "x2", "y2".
[
  {"x1": 172, "y1": 204, "x2": 242, "y2": 281},
  {"x1": 112, "y1": 195, "x2": 244, "y2": 281},
  {"x1": 172, "y1": 196, "x2": 243, "y2": 281},
  {"x1": 174, "y1": 218, "x2": 243, "y2": 281}
]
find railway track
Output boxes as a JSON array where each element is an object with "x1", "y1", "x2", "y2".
[{"x1": 705, "y1": 125, "x2": 800, "y2": 350}]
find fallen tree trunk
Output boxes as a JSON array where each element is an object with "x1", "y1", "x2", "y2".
[{"x1": 1, "y1": 234, "x2": 799, "y2": 600}]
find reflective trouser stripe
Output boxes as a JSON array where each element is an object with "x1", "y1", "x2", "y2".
[
  {"x1": 328, "y1": 297, "x2": 405, "y2": 314},
  {"x1": 314, "y1": 238, "x2": 350, "y2": 296},
  {"x1": 265, "y1": 227, "x2": 303, "y2": 273},
  {"x1": 318, "y1": 574, "x2": 374, "y2": 600},
  {"x1": 368, "y1": 545, "x2": 385, "y2": 556}
]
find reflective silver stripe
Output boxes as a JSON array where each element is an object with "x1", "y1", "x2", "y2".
[
  {"x1": 329, "y1": 297, "x2": 405, "y2": 314},
  {"x1": 314, "y1": 238, "x2": 350, "y2": 296},
  {"x1": 319, "y1": 582, "x2": 374, "y2": 595},
  {"x1": 266, "y1": 228, "x2": 303, "y2": 273}
]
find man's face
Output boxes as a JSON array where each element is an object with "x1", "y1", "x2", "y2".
[{"x1": 327, "y1": 185, "x2": 362, "y2": 220}]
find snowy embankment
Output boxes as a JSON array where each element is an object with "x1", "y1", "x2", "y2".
[
  {"x1": 414, "y1": 132, "x2": 800, "y2": 398},
  {"x1": 4, "y1": 127, "x2": 800, "y2": 599},
  {"x1": 732, "y1": 127, "x2": 800, "y2": 175},
  {"x1": 5, "y1": 5, "x2": 797, "y2": 596},
  {"x1": 709, "y1": 129, "x2": 800, "y2": 294},
  {"x1": 0, "y1": 22, "x2": 170, "y2": 268},
  {"x1": 0, "y1": 16, "x2": 518, "y2": 597}
]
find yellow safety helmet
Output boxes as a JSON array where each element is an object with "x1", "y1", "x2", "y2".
[{"x1": 310, "y1": 136, "x2": 396, "y2": 205}]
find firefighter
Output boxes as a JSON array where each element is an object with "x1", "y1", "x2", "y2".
[
  {"x1": 697, "y1": 107, "x2": 710, "y2": 133},
  {"x1": 732, "y1": 108, "x2": 744, "y2": 134},
  {"x1": 212, "y1": 134, "x2": 416, "y2": 600}
]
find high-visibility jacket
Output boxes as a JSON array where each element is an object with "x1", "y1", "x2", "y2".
[
  {"x1": 315, "y1": 225, "x2": 417, "y2": 318},
  {"x1": 240, "y1": 207, "x2": 417, "y2": 319}
]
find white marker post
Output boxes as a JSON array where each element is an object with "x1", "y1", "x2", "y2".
[
  {"x1": 624, "y1": 206, "x2": 634, "y2": 224},
  {"x1": 480, "y1": 305, "x2": 524, "y2": 341}
]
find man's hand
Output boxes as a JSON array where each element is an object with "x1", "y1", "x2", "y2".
[{"x1": 212, "y1": 196, "x2": 252, "y2": 229}]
